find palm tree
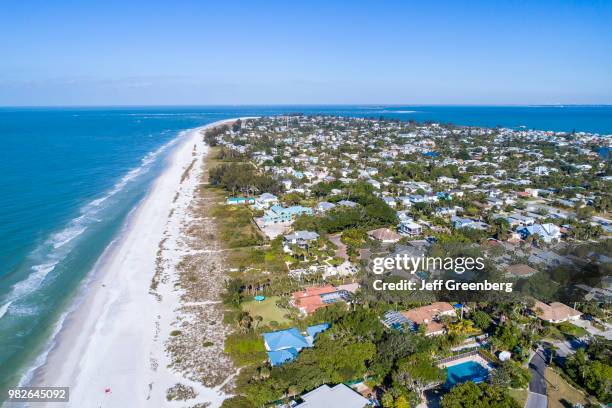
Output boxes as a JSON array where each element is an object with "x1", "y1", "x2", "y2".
[{"x1": 254, "y1": 315, "x2": 264, "y2": 331}]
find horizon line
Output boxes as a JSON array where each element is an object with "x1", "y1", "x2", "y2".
[{"x1": 2, "y1": 103, "x2": 612, "y2": 109}]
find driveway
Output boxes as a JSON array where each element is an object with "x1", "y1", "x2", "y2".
[
  {"x1": 328, "y1": 234, "x2": 349, "y2": 261},
  {"x1": 529, "y1": 348, "x2": 547, "y2": 395},
  {"x1": 552, "y1": 338, "x2": 586, "y2": 358},
  {"x1": 526, "y1": 348, "x2": 548, "y2": 408},
  {"x1": 526, "y1": 392, "x2": 547, "y2": 408},
  {"x1": 573, "y1": 318, "x2": 612, "y2": 340}
]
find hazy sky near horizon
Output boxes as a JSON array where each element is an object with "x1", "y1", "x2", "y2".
[{"x1": 1, "y1": 0, "x2": 611, "y2": 106}]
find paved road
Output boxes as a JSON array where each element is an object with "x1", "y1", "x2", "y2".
[
  {"x1": 526, "y1": 348, "x2": 548, "y2": 408},
  {"x1": 526, "y1": 392, "x2": 547, "y2": 408},
  {"x1": 529, "y1": 349, "x2": 547, "y2": 395}
]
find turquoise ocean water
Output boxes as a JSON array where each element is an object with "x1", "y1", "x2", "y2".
[{"x1": 0, "y1": 105, "x2": 610, "y2": 393}]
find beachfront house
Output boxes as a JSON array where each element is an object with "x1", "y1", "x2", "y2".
[
  {"x1": 295, "y1": 384, "x2": 371, "y2": 407},
  {"x1": 292, "y1": 285, "x2": 352, "y2": 315},
  {"x1": 263, "y1": 324, "x2": 330, "y2": 366},
  {"x1": 226, "y1": 196, "x2": 255, "y2": 205},
  {"x1": 262, "y1": 205, "x2": 313, "y2": 224}
]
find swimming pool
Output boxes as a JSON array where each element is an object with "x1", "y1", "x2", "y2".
[{"x1": 445, "y1": 361, "x2": 490, "y2": 387}]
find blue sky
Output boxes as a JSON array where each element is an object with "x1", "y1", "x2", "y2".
[{"x1": 1, "y1": 0, "x2": 611, "y2": 105}]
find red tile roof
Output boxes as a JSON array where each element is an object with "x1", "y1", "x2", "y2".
[
  {"x1": 401, "y1": 302, "x2": 455, "y2": 335},
  {"x1": 292, "y1": 285, "x2": 338, "y2": 315}
]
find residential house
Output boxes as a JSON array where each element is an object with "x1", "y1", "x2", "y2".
[
  {"x1": 262, "y1": 205, "x2": 313, "y2": 224},
  {"x1": 323, "y1": 261, "x2": 358, "y2": 279},
  {"x1": 316, "y1": 201, "x2": 336, "y2": 213},
  {"x1": 337, "y1": 200, "x2": 358, "y2": 208},
  {"x1": 437, "y1": 176, "x2": 458, "y2": 185},
  {"x1": 284, "y1": 230, "x2": 319, "y2": 249},
  {"x1": 435, "y1": 207, "x2": 457, "y2": 217},
  {"x1": 295, "y1": 384, "x2": 371, "y2": 408},
  {"x1": 226, "y1": 197, "x2": 255, "y2": 205},
  {"x1": 382, "y1": 310, "x2": 417, "y2": 331},
  {"x1": 382, "y1": 197, "x2": 397, "y2": 207},
  {"x1": 398, "y1": 196, "x2": 413, "y2": 207},
  {"x1": 367, "y1": 179, "x2": 381, "y2": 189},
  {"x1": 494, "y1": 169, "x2": 507, "y2": 178},
  {"x1": 530, "y1": 301, "x2": 581, "y2": 323},
  {"x1": 401, "y1": 302, "x2": 456, "y2": 336},
  {"x1": 398, "y1": 219, "x2": 422, "y2": 236},
  {"x1": 505, "y1": 264, "x2": 538, "y2": 278},
  {"x1": 452, "y1": 216, "x2": 489, "y2": 230},
  {"x1": 408, "y1": 195, "x2": 427, "y2": 204},
  {"x1": 505, "y1": 214, "x2": 536, "y2": 228},
  {"x1": 281, "y1": 179, "x2": 292, "y2": 190},
  {"x1": 367, "y1": 228, "x2": 402, "y2": 243},
  {"x1": 263, "y1": 324, "x2": 330, "y2": 366},
  {"x1": 518, "y1": 223, "x2": 561, "y2": 243},
  {"x1": 254, "y1": 193, "x2": 279, "y2": 209},
  {"x1": 292, "y1": 285, "x2": 350, "y2": 315}
]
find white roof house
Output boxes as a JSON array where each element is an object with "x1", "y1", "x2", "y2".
[
  {"x1": 255, "y1": 193, "x2": 279, "y2": 209},
  {"x1": 316, "y1": 201, "x2": 336, "y2": 213},
  {"x1": 519, "y1": 223, "x2": 561, "y2": 243},
  {"x1": 382, "y1": 197, "x2": 397, "y2": 207},
  {"x1": 296, "y1": 384, "x2": 370, "y2": 407},
  {"x1": 398, "y1": 220, "x2": 422, "y2": 236}
]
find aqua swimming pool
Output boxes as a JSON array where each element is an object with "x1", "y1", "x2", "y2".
[{"x1": 445, "y1": 361, "x2": 490, "y2": 387}]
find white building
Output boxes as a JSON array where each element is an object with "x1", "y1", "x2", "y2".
[
  {"x1": 398, "y1": 220, "x2": 422, "y2": 236},
  {"x1": 296, "y1": 384, "x2": 371, "y2": 408}
]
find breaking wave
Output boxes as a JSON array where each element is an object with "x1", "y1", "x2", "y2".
[{"x1": 0, "y1": 134, "x2": 181, "y2": 320}]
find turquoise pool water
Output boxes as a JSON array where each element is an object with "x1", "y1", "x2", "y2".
[{"x1": 445, "y1": 361, "x2": 490, "y2": 387}]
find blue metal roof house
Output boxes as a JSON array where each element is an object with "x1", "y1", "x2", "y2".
[
  {"x1": 262, "y1": 205, "x2": 313, "y2": 224},
  {"x1": 306, "y1": 323, "x2": 330, "y2": 339},
  {"x1": 267, "y1": 348, "x2": 300, "y2": 366},
  {"x1": 263, "y1": 325, "x2": 330, "y2": 366}
]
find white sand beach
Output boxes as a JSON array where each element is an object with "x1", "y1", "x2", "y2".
[{"x1": 30, "y1": 119, "x2": 238, "y2": 408}]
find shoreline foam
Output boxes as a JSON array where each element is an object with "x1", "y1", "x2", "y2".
[{"x1": 28, "y1": 119, "x2": 237, "y2": 407}]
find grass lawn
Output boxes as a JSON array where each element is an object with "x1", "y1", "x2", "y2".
[
  {"x1": 545, "y1": 367, "x2": 589, "y2": 408},
  {"x1": 556, "y1": 322, "x2": 588, "y2": 338},
  {"x1": 242, "y1": 296, "x2": 292, "y2": 326},
  {"x1": 211, "y1": 204, "x2": 263, "y2": 248},
  {"x1": 508, "y1": 388, "x2": 528, "y2": 407}
]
